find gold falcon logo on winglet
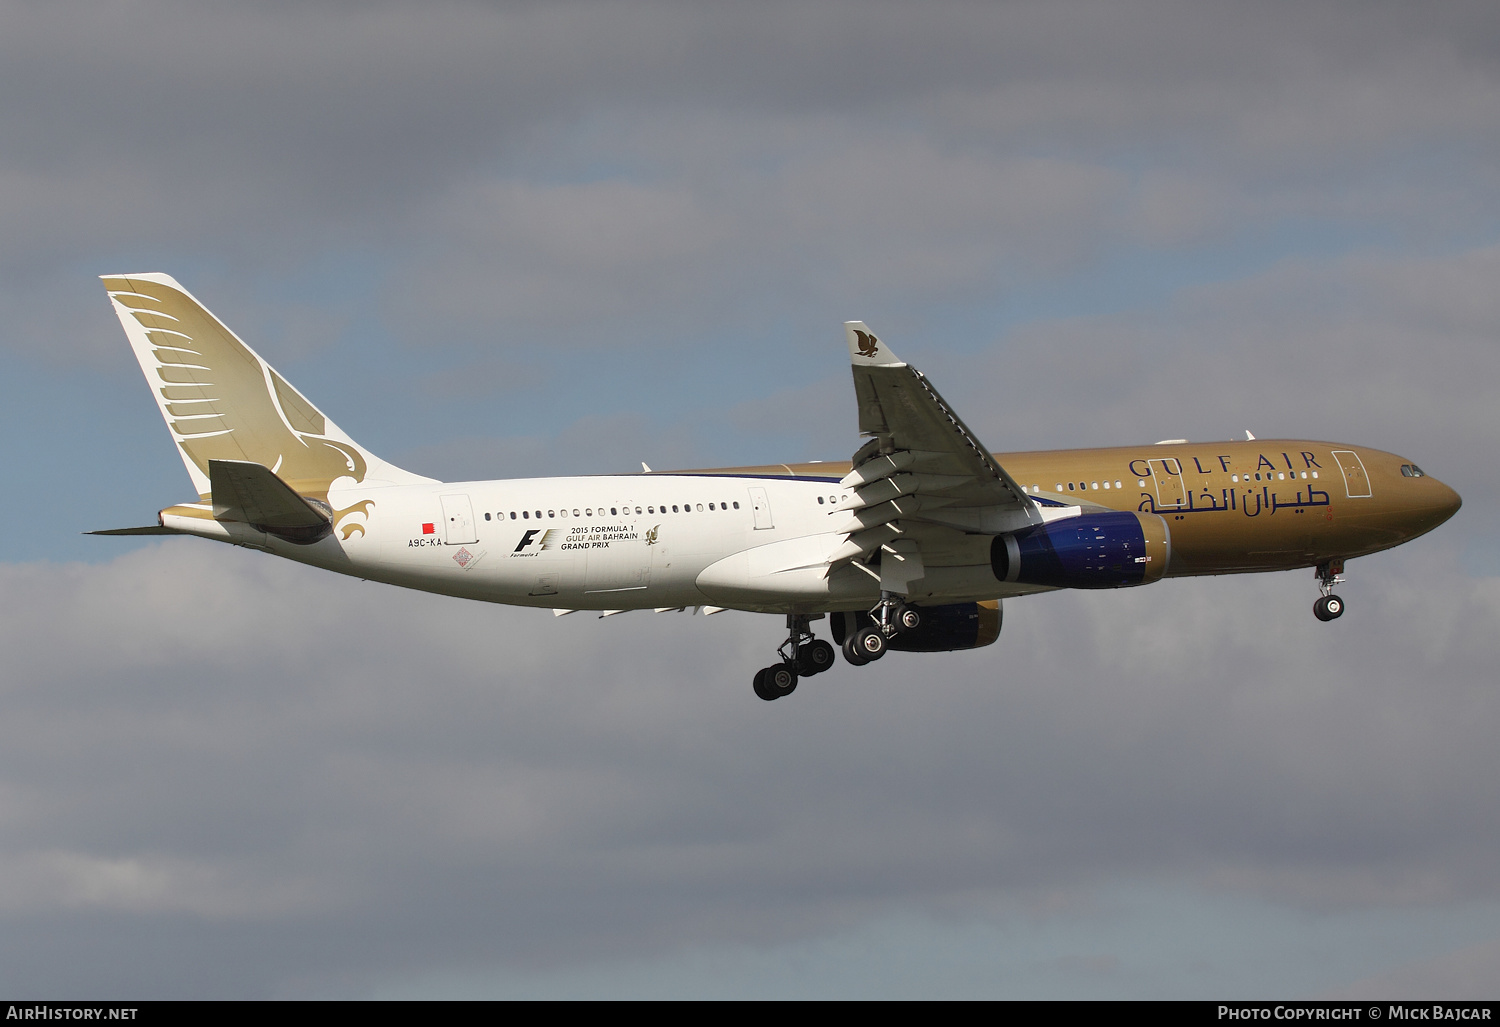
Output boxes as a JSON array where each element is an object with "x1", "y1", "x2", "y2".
[{"x1": 854, "y1": 330, "x2": 880, "y2": 358}]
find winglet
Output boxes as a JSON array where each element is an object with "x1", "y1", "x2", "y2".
[{"x1": 845, "y1": 322, "x2": 905, "y2": 367}]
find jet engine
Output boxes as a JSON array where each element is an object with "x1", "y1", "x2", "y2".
[
  {"x1": 991, "y1": 510, "x2": 1170, "y2": 589},
  {"x1": 831, "y1": 600, "x2": 1002, "y2": 653}
]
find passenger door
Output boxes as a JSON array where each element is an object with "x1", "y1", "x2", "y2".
[
  {"x1": 748, "y1": 486, "x2": 774, "y2": 529},
  {"x1": 1147, "y1": 459, "x2": 1187, "y2": 509},
  {"x1": 1332, "y1": 450, "x2": 1372, "y2": 498},
  {"x1": 440, "y1": 494, "x2": 478, "y2": 544}
]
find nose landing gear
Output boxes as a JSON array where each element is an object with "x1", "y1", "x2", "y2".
[{"x1": 1314, "y1": 559, "x2": 1345, "y2": 621}]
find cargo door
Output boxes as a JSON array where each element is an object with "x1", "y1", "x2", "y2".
[
  {"x1": 1147, "y1": 459, "x2": 1187, "y2": 509},
  {"x1": 1332, "y1": 450, "x2": 1372, "y2": 498},
  {"x1": 440, "y1": 494, "x2": 478, "y2": 544},
  {"x1": 748, "y1": 486, "x2": 774, "y2": 529}
]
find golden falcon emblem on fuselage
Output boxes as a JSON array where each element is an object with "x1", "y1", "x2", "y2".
[
  {"x1": 645, "y1": 525, "x2": 659, "y2": 545},
  {"x1": 854, "y1": 330, "x2": 880, "y2": 358}
]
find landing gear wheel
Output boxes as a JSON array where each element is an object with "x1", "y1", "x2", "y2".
[
  {"x1": 842, "y1": 635, "x2": 870, "y2": 667},
  {"x1": 753, "y1": 667, "x2": 777, "y2": 701},
  {"x1": 753, "y1": 664, "x2": 797, "y2": 700},
  {"x1": 797, "y1": 639, "x2": 836, "y2": 677},
  {"x1": 897, "y1": 605, "x2": 921, "y2": 631},
  {"x1": 1313, "y1": 594, "x2": 1344, "y2": 621},
  {"x1": 766, "y1": 661, "x2": 797, "y2": 696},
  {"x1": 853, "y1": 625, "x2": 887, "y2": 661}
]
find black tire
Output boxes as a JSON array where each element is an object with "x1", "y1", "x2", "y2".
[
  {"x1": 1314, "y1": 594, "x2": 1344, "y2": 621},
  {"x1": 752, "y1": 667, "x2": 779, "y2": 701},
  {"x1": 842, "y1": 635, "x2": 870, "y2": 667},
  {"x1": 767, "y1": 661, "x2": 798, "y2": 696},
  {"x1": 798, "y1": 639, "x2": 836, "y2": 676},
  {"x1": 854, "y1": 625, "x2": 887, "y2": 661},
  {"x1": 898, "y1": 606, "x2": 921, "y2": 631}
]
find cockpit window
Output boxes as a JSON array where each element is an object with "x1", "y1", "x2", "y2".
[{"x1": 1401, "y1": 464, "x2": 1427, "y2": 478}]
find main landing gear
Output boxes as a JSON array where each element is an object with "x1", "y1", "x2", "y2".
[
  {"x1": 1314, "y1": 559, "x2": 1346, "y2": 622},
  {"x1": 756, "y1": 594, "x2": 922, "y2": 688},
  {"x1": 752, "y1": 596, "x2": 922, "y2": 700},
  {"x1": 842, "y1": 591, "x2": 919, "y2": 667},
  {"x1": 753, "y1": 614, "x2": 836, "y2": 701}
]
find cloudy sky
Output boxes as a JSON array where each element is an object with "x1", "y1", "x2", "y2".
[{"x1": 1, "y1": 0, "x2": 1498, "y2": 998}]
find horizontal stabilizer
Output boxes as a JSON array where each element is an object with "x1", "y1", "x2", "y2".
[
  {"x1": 209, "y1": 459, "x2": 331, "y2": 544},
  {"x1": 85, "y1": 525, "x2": 182, "y2": 536}
]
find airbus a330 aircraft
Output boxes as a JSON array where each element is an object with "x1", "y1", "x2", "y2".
[{"x1": 96, "y1": 274, "x2": 1461, "y2": 701}]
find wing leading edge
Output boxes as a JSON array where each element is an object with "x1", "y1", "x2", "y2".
[{"x1": 827, "y1": 323, "x2": 1042, "y2": 589}]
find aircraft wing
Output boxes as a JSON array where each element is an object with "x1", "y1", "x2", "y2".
[{"x1": 828, "y1": 323, "x2": 1042, "y2": 582}]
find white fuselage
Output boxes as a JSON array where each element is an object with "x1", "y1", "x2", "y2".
[{"x1": 175, "y1": 472, "x2": 1016, "y2": 615}]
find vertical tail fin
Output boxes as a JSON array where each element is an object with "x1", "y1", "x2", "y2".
[{"x1": 102, "y1": 274, "x2": 433, "y2": 499}]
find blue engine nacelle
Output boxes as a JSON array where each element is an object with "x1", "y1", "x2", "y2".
[
  {"x1": 831, "y1": 600, "x2": 1002, "y2": 653},
  {"x1": 991, "y1": 510, "x2": 1170, "y2": 589}
]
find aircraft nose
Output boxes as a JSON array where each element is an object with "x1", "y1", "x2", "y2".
[
  {"x1": 1406, "y1": 474, "x2": 1462, "y2": 534},
  {"x1": 1390, "y1": 472, "x2": 1460, "y2": 543},
  {"x1": 1433, "y1": 479, "x2": 1462, "y2": 524}
]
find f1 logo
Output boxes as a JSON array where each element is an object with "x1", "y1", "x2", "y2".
[{"x1": 513, "y1": 529, "x2": 541, "y2": 553}]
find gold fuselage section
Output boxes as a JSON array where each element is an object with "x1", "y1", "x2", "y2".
[{"x1": 703, "y1": 439, "x2": 1461, "y2": 577}]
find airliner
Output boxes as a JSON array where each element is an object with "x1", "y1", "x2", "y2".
[{"x1": 95, "y1": 274, "x2": 1462, "y2": 701}]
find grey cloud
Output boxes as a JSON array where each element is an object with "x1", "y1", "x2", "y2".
[
  {"x1": 0, "y1": 527, "x2": 1493, "y2": 993},
  {"x1": 936, "y1": 245, "x2": 1500, "y2": 502},
  {"x1": 393, "y1": 142, "x2": 1128, "y2": 346},
  {"x1": 4, "y1": 0, "x2": 1500, "y2": 997},
  {"x1": 5, "y1": 1, "x2": 1500, "y2": 360},
  {"x1": 1326, "y1": 937, "x2": 1500, "y2": 1000}
]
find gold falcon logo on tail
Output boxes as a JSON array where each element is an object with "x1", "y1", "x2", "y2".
[{"x1": 101, "y1": 273, "x2": 434, "y2": 539}]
